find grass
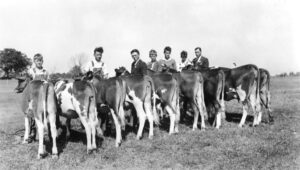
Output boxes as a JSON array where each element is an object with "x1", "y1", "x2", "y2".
[{"x1": 0, "y1": 77, "x2": 299, "y2": 170}]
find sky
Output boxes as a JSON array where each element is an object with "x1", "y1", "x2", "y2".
[{"x1": 0, "y1": 0, "x2": 299, "y2": 76}]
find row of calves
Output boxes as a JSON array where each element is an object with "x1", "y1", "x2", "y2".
[{"x1": 15, "y1": 64, "x2": 272, "y2": 159}]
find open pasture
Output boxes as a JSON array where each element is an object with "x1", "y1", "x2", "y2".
[{"x1": 0, "y1": 77, "x2": 299, "y2": 169}]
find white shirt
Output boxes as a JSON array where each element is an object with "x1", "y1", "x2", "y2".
[
  {"x1": 178, "y1": 59, "x2": 192, "y2": 71},
  {"x1": 84, "y1": 59, "x2": 108, "y2": 77},
  {"x1": 28, "y1": 66, "x2": 48, "y2": 80}
]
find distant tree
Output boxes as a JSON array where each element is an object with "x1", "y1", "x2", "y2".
[
  {"x1": 68, "y1": 53, "x2": 88, "y2": 78},
  {"x1": 289, "y1": 72, "x2": 295, "y2": 77},
  {"x1": 68, "y1": 65, "x2": 83, "y2": 77},
  {"x1": 0, "y1": 48, "x2": 32, "y2": 78}
]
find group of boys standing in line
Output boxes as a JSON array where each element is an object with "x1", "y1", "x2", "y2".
[{"x1": 26, "y1": 46, "x2": 210, "y2": 81}]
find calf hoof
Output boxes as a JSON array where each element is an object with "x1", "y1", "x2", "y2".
[
  {"x1": 87, "y1": 149, "x2": 93, "y2": 155},
  {"x1": 148, "y1": 135, "x2": 154, "y2": 140},
  {"x1": 200, "y1": 128, "x2": 206, "y2": 131},
  {"x1": 37, "y1": 153, "x2": 47, "y2": 159},
  {"x1": 115, "y1": 142, "x2": 121, "y2": 148},
  {"x1": 238, "y1": 124, "x2": 244, "y2": 128},
  {"x1": 136, "y1": 136, "x2": 142, "y2": 140},
  {"x1": 52, "y1": 154, "x2": 59, "y2": 159},
  {"x1": 92, "y1": 148, "x2": 98, "y2": 153},
  {"x1": 22, "y1": 140, "x2": 29, "y2": 144}
]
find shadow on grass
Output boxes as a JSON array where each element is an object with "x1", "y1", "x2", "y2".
[
  {"x1": 45, "y1": 126, "x2": 104, "y2": 155},
  {"x1": 225, "y1": 112, "x2": 253, "y2": 124}
]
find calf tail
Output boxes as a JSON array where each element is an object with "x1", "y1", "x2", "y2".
[
  {"x1": 256, "y1": 66, "x2": 260, "y2": 104},
  {"x1": 43, "y1": 82, "x2": 50, "y2": 127},
  {"x1": 146, "y1": 76, "x2": 160, "y2": 125},
  {"x1": 117, "y1": 79, "x2": 126, "y2": 127}
]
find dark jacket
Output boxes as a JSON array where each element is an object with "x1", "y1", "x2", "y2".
[
  {"x1": 131, "y1": 59, "x2": 147, "y2": 75},
  {"x1": 192, "y1": 56, "x2": 209, "y2": 70}
]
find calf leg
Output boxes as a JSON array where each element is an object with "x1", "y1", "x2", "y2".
[
  {"x1": 35, "y1": 118, "x2": 46, "y2": 159},
  {"x1": 91, "y1": 118, "x2": 98, "y2": 150},
  {"x1": 215, "y1": 112, "x2": 222, "y2": 129},
  {"x1": 65, "y1": 118, "x2": 71, "y2": 140},
  {"x1": 191, "y1": 103, "x2": 199, "y2": 131},
  {"x1": 78, "y1": 116, "x2": 92, "y2": 154},
  {"x1": 239, "y1": 104, "x2": 248, "y2": 128},
  {"x1": 48, "y1": 113, "x2": 58, "y2": 158},
  {"x1": 174, "y1": 100, "x2": 180, "y2": 133},
  {"x1": 110, "y1": 109, "x2": 122, "y2": 147},
  {"x1": 165, "y1": 105, "x2": 175, "y2": 134},
  {"x1": 144, "y1": 102, "x2": 154, "y2": 139},
  {"x1": 23, "y1": 117, "x2": 30, "y2": 144}
]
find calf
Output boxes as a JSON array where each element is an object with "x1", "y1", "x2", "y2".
[
  {"x1": 219, "y1": 64, "x2": 261, "y2": 127},
  {"x1": 15, "y1": 77, "x2": 58, "y2": 159},
  {"x1": 200, "y1": 69, "x2": 226, "y2": 129},
  {"x1": 90, "y1": 75, "x2": 127, "y2": 147},
  {"x1": 147, "y1": 69, "x2": 180, "y2": 134},
  {"x1": 259, "y1": 68, "x2": 273, "y2": 123},
  {"x1": 182, "y1": 66, "x2": 226, "y2": 129},
  {"x1": 54, "y1": 79, "x2": 98, "y2": 153},
  {"x1": 172, "y1": 70, "x2": 208, "y2": 130},
  {"x1": 115, "y1": 68, "x2": 158, "y2": 140}
]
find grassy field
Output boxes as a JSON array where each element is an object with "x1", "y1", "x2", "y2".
[{"x1": 0, "y1": 77, "x2": 299, "y2": 170}]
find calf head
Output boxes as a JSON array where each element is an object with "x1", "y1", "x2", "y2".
[
  {"x1": 115, "y1": 66, "x2": 130, "y2": 77},
  {"x1": 14, "y1": 76, "x2": 31, "y2": 93}
]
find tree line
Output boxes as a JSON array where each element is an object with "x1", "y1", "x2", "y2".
[
  {"x1": 1, "y1": 48, "x2": 299, "y2": 79},
  {"x1": 274, "y1": 72, "x2": 300, "y2": 77}
]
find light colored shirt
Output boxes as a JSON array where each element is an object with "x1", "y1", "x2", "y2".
[
  {"x1": 178, "y1": 59, "x2": 192, "y2": 71},
  {"x1": 84, "y1": 59, "x2": 108, "y2": 77},
  {"x1": 28, "y1": 66, "x2": 48, "y2": 80}
]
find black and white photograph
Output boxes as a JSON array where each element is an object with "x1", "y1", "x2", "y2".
[{"x1": 0, "y1": 0, "x2": 299, "y2": 169}]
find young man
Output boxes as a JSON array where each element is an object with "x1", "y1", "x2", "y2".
[
  {"x1": 147, "y1": 49, "x2": 159, "y2": 72},
  {"x1": 178, "y1": 50, "x2": 192, "y2": 71},
  {"x1": 28, "y1": 53, "x2": 49, "y2": 80},
  {"x1": 192, "y1": 47, "x2": 209, "y2": 71},
  {"x1": 84, "y1": 47, "x2": 108, "y2": 78},
  {"x1": 158, "y1": 46, "x2": 177, "y2": 72},
  {"x1": 130, "y1": 49, "x2": 147, "y2": 75}
]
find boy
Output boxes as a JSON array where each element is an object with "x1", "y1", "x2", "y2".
[
  {"x1": 84, "y1": 47, "x2": 108, "y2": 79},
  {"x1": 178, "y1": 50, "x2": 192, "y2": 71},
  {"x1": 28, "y1": 53, "x2": 49, "y2": 80},
  {"x1": 158, "y1": 46, "x2": 177, "y2": 72},
  {"x1": 147, "y1": 49, "x2": 159, "y2": 72}
]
